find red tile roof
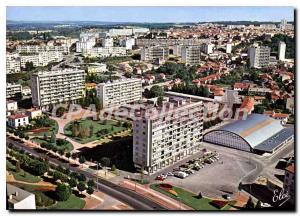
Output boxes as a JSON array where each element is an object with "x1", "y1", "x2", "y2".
[
  {"x1": 8, "y1": 114, "x2": 28, "y2": 120},
  {"x1": 234, "y1": 82, "x2": 250, "y2": 89}
]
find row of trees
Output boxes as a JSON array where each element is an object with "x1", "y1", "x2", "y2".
[{"x1": 171, "y1": 83, "x2": 210, "y2": 98}]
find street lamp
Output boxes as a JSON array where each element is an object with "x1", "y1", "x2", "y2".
[{"x1": 95, "y1": 161, "x2": 101, "y2": 191}]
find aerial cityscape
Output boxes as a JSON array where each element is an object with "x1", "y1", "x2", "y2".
[{"x1": 6, "y1": 6, "x2": 295, "y2": 211}]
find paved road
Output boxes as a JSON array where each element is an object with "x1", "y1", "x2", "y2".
[{"x1": 7, "y1": 137, "x2": 166, "y2": 211}]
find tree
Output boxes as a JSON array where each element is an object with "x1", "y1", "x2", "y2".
[
  {"x1": 56, "y1": 107, "x2": 66, "y2": 118},
  {"x1": 100, "y1": 157, "x2": 111, "y2": 168},
  {"x1": 29, "y1": 161, "x2": 49, "y2": 176},
  {"x1": 65, "y1": 152, "x2": 71, "y2": 161},
  {"x1": 79, "y1": 155, "x2": 86, "y2": 166},
  {"x1": 68, "y1": 177, "x2": 77, "y2": 188},
  {"x1": 149, "y1": 85, "x2": 164, "y2": 98},
  {"x1": 55, "y1": 183, "x2": 71, "y2": 201},
  {"x1": 157, "y1": 96, "x2": 164, "y2": 106},
  {"x1": 197, "y1": 192, "x2": 203, "y2": 199},
  {"x1": 24, "y1": 61, "x2": 34, "y2": 71},
  {"x1": 89, "y1": 124, "x2": 94, "y2": 138},
  {"x1": 87, "y1": 179, "x2": 95, "y2": 188},
  {"x1": 245, "y1": 196, "x2": 255, "y2": 209},
  {"x1": 86, "y1": 186, "x2": 94, "y2": 197},
  {"x1": 15, "y1": 161, "x2": 21, "y2": 173},
  {"x1": 44, "y1": 133, "x2": 48, "y2": 140},
  {"x1": 50, "y1": 132, "x2": 56, "y2": 143},
  {"x1": 78, "y1": 173, "x2": 86, "y2": 182},
  {"x1": 111, "y1": 164, "x2": 117, "y2": 172},
  {"x1": 255, "y1": 200, "x2": 262, "y2": 209},
  {"x1": 77, "y1": 181, "x2": 86, "y2": 194}
]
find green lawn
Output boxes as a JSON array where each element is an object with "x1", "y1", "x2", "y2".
[
  {"x1": 7, "y1": 159, "x2": 41, "y2": 183},
  {"x1": 31, "y1": 137, "x2": 73, "y2": 152},
  {"x1": 150, "y1": 184, "x2": 234, "y2": 210},
  {"x1": 25, "y1": 119, "x2": 59, "y2": 137},
  {"x1": 64, "y1": 119, "x2": 127, "y2": 144},
  {"x1": 49, "y1": 194, "x2": 85, "y2": 210}
]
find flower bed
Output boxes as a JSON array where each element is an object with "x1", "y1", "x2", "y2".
[{"x1": 158, "y1": 183, "x2": 178, "y2": 196}]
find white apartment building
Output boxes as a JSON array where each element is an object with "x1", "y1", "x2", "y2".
[
  {"x1": 96, "y1": 78, "x2": 142, "y2": 108},
  {"x1": 201, "y1": 43, "x2": 214, "y2": 54},
  {"x1": 102, "y1": 37, "x2": 114, "y2": 47},
  {"x1": 76, "y1": 36, "x2": 96, "y2": 53},
  {"x1": 133, "y1": 96, "x2": 204, "y2": 173},
  {"x1": 136, "y1": 38, "x2": 211, "y2": 47},
  {"x1": 6, "y1": 53, "x2": 21, "y2": 74},
  {"x1": 7, "y1": 83, "x2": 22, "y2": 98},
  {"x1": 260, "y1": 24, "x2": 277, "y2": 30},
  {"x1": 31, "y1": 69, "x2": 85, "y2": 109},
  {"x1": 7, "y1": 114, "x2": 29, "y2": 128},
  {"x1": 278, "y1": 41, "x2": 286, "y2": 61},
  {"x1": 119, "y1": 38, "x2": 135, "y2": 50},
  {"x1": 109, "y1": 28, "x2": 133, "y2": 37},
  {"x1": 19, "y1": 51, "x2": 63, "y2": 67},
  {"x1": 7, "y1": 184, "x2": 36, "y2": 210},
  {"x1": 248, "y1": 45, "x2": 271, "y2": 68},
  {"x1": 181, "y1": 46, "x2": 201, "y2": 65},
  {"x1": 141, "y1": 46, "x2": 169, "y2": 62},
  {"x1": 87, "y1": 47, "x2": 127, "y2": 57},
  {"x1": 16, "y1": 45, "x2": 68, "y2": 54}
]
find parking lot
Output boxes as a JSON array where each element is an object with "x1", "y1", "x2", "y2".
[{"x1": 152, "y1": 148, "x2": 256, "y2": 198}]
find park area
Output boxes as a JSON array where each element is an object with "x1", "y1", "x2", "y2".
[
  {"x1": 150, "y1": 184, "x2": 235, "y2": 210},
  {"x1": 25, "y1": 118, "x2": 58, "y2": 137},
  {"x1": 63, "y1": 119, "x2": 128, "y2": 144}
]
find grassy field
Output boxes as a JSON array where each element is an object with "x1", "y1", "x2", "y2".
[
  {"x1": 64, "y1": 119, "x2": 126, "y2": 144},
  {"x1": 9, "y1": 182, "x2": 56, "y2": 208},
  {"x1": 7, "y1": 159, "x2": 41, "y2": 183},
  {"x1": 10, "y1": 182, "x2": 85, "y2": 209},
  {"x1": 150, "y1": 184, "x2": 234, "y2": 210},
  {"x1": 31, "y1": 137, "x2": 74, "y2": 152},
  {"x1": 25, "y1": 119, "x2": 59, "y2": 137},
  {"x1": 49, "y1": 194, "x2": 85, "y2": 210}
]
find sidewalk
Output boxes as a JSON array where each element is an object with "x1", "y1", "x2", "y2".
[{"x1": 120, "y1": 180, "x2": 193, "y2": 210}]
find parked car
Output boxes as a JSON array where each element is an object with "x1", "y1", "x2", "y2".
[
  {"x1": 174, "y1": 171, "x2": 189, "y2": 179},
  {"x1": 166, "y1": 172, "x2": 174, "y2": 176},
  {"x1": 185, "y1": 169, "x2": 194, "y2": 174}
]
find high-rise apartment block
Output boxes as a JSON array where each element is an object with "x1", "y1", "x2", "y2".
[
  {"x1": 248, "y1": 44, "x2": 271, "y2": 68},
  {"x1": 96, "y1": 78, "x2": 142, "y2": 108},
  {"x1": 31, "y1": 69, "x2": 85, "y2": 109},
  {"x1": 201, "y1": 43, "x2": 214, "y2": 54},
  {"x1": 181, "y1": 46, "x2": 201, "y2": 65},
  {"x1": 278, "y1": 41, "x2": 286, "y2": 61},
  {"x1": 132, "y1": 96, "x2": 204, "y2": 173},
  {"x1": 141, "y1": 46, "x2": 169, "y2": 62}
]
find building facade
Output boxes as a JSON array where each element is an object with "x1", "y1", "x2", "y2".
[
  {"x1": 181, "y1": 46, "x2": 201, "y2": 65},
  {"x1": 96, "y1": 78, "x2": 142, "y2": 108},
  {"x1": 7, "y1": 114, "x2": 29, "y2": 128},
  {"x1": 141, "y1": 46, "x2": 169, "y2": 62},
  {"x1": 7, "y1": 184, "x2": 36, "y2": 210},
  {"x1": 248, "y1": 45, "x2": 271, "y2": 68},
  {"x1": 31, "y1": 69, "x2": 85, "y2": 109},
  {"x1": 133, "y1": 97, "x2": 204, "y2": 173},
  {"x1": 278, "y1": 41, "x2": 286, "y2": 61}
]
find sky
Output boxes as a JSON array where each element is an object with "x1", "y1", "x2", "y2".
[{"x1": 6, "y1": 6, "x2": 294, "y2": 23}]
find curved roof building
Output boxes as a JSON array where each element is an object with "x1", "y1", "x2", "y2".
[{"x1": 204, "y1": 114, "x2": 294, "y2": 153}]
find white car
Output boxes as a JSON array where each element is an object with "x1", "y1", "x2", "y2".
[{"x1": 174, "y1": 171, "x2": 189, "y2": 179}]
